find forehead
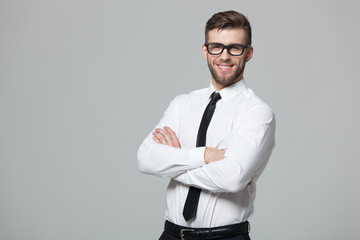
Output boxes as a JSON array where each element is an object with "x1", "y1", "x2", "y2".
[{"x1": 207, "y1": 28, "x2": 246, "y2": 44}]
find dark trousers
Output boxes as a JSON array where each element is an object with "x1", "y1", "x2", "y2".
[{"x1": 159, "y1": 231, "x2": 251, "y2": 240}]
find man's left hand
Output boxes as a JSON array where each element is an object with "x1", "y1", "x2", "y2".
[{"x1": 152, "y1": 126, "x2": 181, "y2": 148}]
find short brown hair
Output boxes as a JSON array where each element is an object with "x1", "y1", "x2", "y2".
[{"x1": 205, "y1": 10, "x2": 252, "y2": 45}]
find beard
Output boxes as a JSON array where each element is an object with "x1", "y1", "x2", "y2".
[{"x1": 207, "y1": 59, "x2": 245, "y2": 88}]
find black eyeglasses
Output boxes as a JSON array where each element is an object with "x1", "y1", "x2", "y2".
[{"x1": 205, "y1": 42, "x2": 250, "y2": 56}]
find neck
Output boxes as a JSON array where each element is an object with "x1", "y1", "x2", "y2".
[{"x1": 211, "y1": 77, "x2": 243, "y2": 91}]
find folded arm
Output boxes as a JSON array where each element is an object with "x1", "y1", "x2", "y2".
[
  {"x1": 137, "y1": 95, "x2": 207, "y2": 177},
  {"x1": 173, "y1": 105, "x2": 276, "y2": 193}
]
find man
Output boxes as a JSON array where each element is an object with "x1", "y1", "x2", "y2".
[{"x1": 138, "y1": 10, "x2": 275, "y2": 240}]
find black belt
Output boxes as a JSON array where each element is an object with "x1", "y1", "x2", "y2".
[{"x1": 164, "y1": 220, "x2": 250, "y2": 240}]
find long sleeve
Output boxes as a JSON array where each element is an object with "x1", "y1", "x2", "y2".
[
  {"x1": 137, "y1": 94, "x2": 206, "y2": 177},
  {"x1": 173, "y1": 104, "x2": 276, "y2": 193}
]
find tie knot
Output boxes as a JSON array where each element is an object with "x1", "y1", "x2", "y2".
[{"x1": 210, "y1": 92, "x2": 221, "y2": 103}]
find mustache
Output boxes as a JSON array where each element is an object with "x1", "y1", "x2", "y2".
[{"x1": 215, "y1": 60, "x2": 233, "y2": 64}]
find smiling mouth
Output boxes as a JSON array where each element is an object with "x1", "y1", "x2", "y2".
[{"x1": 217, "y1": 64, "x2": 233, "y2": 71}]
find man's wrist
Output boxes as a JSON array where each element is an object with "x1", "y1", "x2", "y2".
[
  {"x1": 190, "y1": 146, "x2": 207, "y2": 166},
  {"x1": 204, "y1": 147, "x2": 226, "y2": 164}
]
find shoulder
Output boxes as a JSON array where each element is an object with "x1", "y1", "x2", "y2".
[
  {"x1": 236, "y1": 88, "x2": 275, "y2": 123},
  {"x1": 243, "y1": 88, "x2": 273, "y2": 110}
]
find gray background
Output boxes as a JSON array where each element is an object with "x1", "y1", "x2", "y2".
[{"x1": 1, "y1": 0, "x2": 360, "y2": 239}]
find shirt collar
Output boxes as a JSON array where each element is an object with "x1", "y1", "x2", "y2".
[{"x1": 208, "y1": 79, "x2": 248, "y2": 103}]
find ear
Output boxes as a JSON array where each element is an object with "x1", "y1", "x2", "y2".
[
  {"x1": 202, "y1": 44, "x2": 208, "y2": 60},
  {"x1": 245, "y1": 46, "x2": 253, "y2": 62}
]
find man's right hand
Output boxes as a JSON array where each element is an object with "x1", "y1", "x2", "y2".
[{"x1": 204, "y1": 147, "x2": 226, "y2": 164}]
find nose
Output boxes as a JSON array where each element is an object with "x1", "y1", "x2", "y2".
[{"x1": 220, "y1": 48, "x2": 231, "y2": 61}]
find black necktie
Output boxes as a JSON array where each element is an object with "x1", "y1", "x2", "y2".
[{"x1": 182, "y1": 91, "x2": 221, "y2": 222}]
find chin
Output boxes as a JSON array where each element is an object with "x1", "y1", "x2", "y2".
[
  {"x1": 218, "y1": 75, "x2": 238, "y2": 84},
  {"x1": 214, "y1": 79, "x2": 233, "y2": 88}
]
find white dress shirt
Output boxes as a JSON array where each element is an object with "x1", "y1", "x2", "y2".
[{"x1": 137, "y1": 79, "x2": 276, "y2": 228}]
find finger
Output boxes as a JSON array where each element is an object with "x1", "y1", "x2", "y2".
[
  {"x1": 155, "y1": 128, "x2": 174, "y2": 146},
  {"x1": 164, "y1": 126, "x2": 180, "y2": 148},
  {"x1": 156, "y1": 129, "x2": 173, "y2": 145},
  {"x1": 152, "y1": 131, "x2": 167, "y2": 144},
  {"x1": 152, "y1": 132, "x2": 161, "y2": 143},
  {"x1": 152, "y1": 136, "x2": 162, "y2": 144}
]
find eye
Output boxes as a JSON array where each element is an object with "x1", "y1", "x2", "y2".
[
  {"x1": 212, "y1": 44, "x2": 222, "y2": 49},
  {"x1": 207, "y1": 43, "x2": 224, "y2": 54},
  {"x1": 229, "y1": 46, "x2": 241, "y2": 51}
]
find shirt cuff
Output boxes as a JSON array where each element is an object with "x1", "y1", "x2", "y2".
[{"x1": 188, "y1": 146, "x2": 206, "y2": 167}]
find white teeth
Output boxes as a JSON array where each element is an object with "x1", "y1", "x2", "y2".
[{"x1": 219, "y1": 65, "x2": 231, "y2": 69}]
